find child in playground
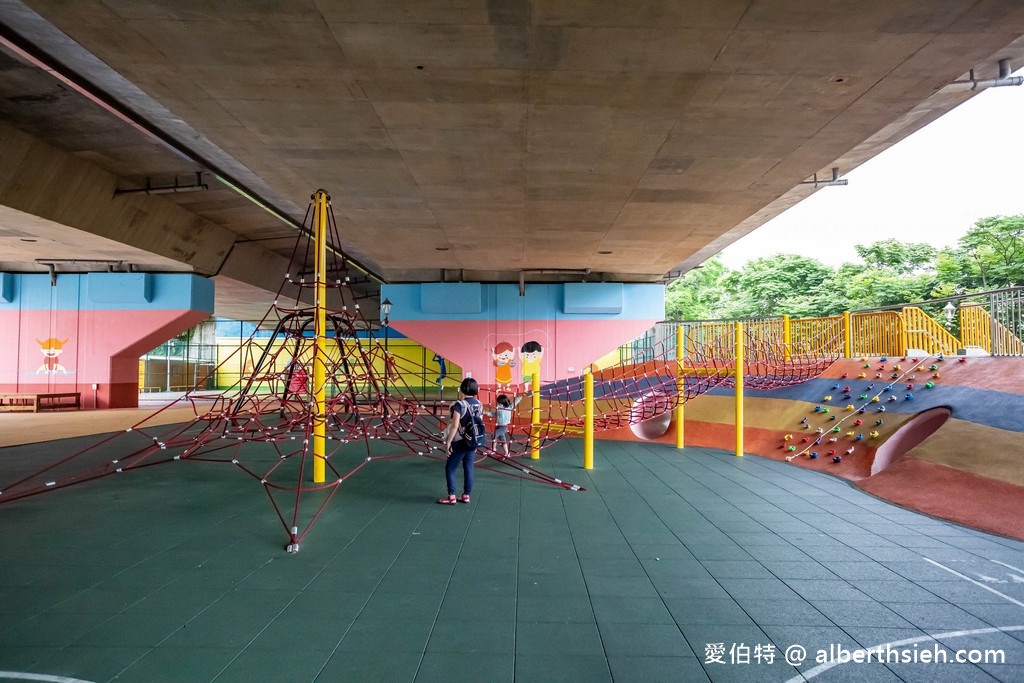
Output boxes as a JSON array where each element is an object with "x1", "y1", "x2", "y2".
[{"x1": 490, "y1": 393, "x2": 524, "y2": 458}]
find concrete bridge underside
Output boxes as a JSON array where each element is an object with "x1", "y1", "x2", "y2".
[{"x1": 1, "y1": 1, "x2": 1023, "y2": 321}]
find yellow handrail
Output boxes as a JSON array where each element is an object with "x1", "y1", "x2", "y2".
[
  {"x1": 959, "y1": 303, "x2": 1024, "y2": 354},
  {"x1": 901, "y1": 307, "x2": 960, "y2": 356}
]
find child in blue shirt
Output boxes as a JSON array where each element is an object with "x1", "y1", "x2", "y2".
[{"x1": 492, "y1": 393, "x2": 518, "y2": 458}]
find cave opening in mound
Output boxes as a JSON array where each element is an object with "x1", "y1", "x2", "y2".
[{"x1": 871, "y1": 407, "x2": 951, "y2": 475}]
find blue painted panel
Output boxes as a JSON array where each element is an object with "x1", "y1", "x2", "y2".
[
  {"x1": 384, "y1": 282, "x2": 665, "y2": 321},
  {"x1": 564, "y1": 282, "x2": 623, "y2": 314},
  {"x1": 87, "y1": 273, "x2": 152, "y2": 303},
  {"x1": 0, "y1": 273, "x2": 214, "y2": 312},
  {"x1": 13, "y1": 274, "x2": 81, "y2": 311},
  {"x1": 0, "y1": 273, "x2": 12, "y2": 303},
  {"x1": 421, "y1": 283, "x2": 482, "y2": 314}
]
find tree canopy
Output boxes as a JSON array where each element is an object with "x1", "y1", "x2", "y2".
[{"x1": 664, "y1": 214, "x2": 1024, "y2": 321}]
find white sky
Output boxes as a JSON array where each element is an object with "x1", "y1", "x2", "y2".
[{"x1": 719, "y1": 77, "x2": 1024, "y2": 269}]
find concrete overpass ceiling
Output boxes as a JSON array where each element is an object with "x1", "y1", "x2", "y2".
[{"x1": 1, "y1": 1, "x2": 1024, "y2": 320}]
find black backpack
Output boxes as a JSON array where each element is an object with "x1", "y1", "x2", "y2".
[{"x1": 455, "y1": 398, "x2": 486, "y2": 448}]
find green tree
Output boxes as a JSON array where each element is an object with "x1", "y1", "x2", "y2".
[
  {"x1": 854, "y1": 239, "x2": 936, "y2": 274},
  {"x1": 844, "y1": 270, "x2": 934, "y2": 310},
  {"x1": 665, "y1": 258, "x2": 728, "y2": 320},
  {"x1": 953, "y1": 215, "x2": 1024, "y2": 289},
  {"x1": 720, "y1": 255, "x2": 836, "y2": 318}
]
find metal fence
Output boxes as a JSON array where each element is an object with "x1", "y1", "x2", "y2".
[{"x1": 626, "y1": 286, "x2": 1024, "y2": 362}]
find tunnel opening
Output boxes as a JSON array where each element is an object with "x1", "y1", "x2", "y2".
[{"x1": 871, "y1": 406, "x2": 951, "y2": 475}]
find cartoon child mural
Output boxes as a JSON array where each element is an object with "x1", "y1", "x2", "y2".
[
  {"x1": 520, "y1": 341, "x2": 543, "y2": 384},
  {"x1": 36, "y1": 337, "x2": 70, "y2": 374},
  {"x1": 492, "y1": 341, "x2": 515, "y2": 386}
]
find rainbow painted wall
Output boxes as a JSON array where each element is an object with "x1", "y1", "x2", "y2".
[
  {"x1": 381, "y1": 282, "x2": 664, "y2": 390},
  {"x1": 0, "y1": 273, "x2": 213, "y2": 408}
]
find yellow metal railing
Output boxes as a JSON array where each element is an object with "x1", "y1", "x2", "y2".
[
  {"x1": 674, "y1": 308, "x2": 956, "y2": 363},
  {"x1": 901, "y1": 307, "x2": 960, "y2": 356},
  {"x1": 790, "y1": 316, "x2": 844, "y2": 357},
  {"x1": 959, "y1": 303, "x2": 1024, "y2": 355},
  {"x1": 850, "y1": 311, "x2": 903, "y2": 357}
]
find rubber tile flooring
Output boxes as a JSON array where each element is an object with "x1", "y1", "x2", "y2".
[{"x1": 0, "y1": 434, "x2": 1022, "y2": 682}]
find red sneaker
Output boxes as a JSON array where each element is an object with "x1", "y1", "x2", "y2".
[
  {"x1": 437, "y1": 495, "x2": 457, "y2": 505},
  {"x1": 459, "y1": 494, "x2": 471, "y2": 504}
]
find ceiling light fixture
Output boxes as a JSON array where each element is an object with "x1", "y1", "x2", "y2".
[
  {"x1": 800, "y1": 167, "x2": 847, "y2": 188},
  {"x1": 952, "y1": 58, "x2": 1023, "y2": 91},
  {"x1": 114, "y1": 171, "x2": 208, "y2": 196}
]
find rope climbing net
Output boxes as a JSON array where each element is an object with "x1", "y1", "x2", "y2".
[{"x1": 0, "y1": 193, "x2": 843, "y2": 550}]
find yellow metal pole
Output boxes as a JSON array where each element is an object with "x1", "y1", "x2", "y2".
[
  {"x1": 734, "y1": 321, "x2": 744, "y2": 457},
  {"x1": 783, "y1": 314, "x2": 792, "y2": 362},
  {"x1": 843, "y1": 311, "x2": 852, "y2": 359},
  {"x1": 312, "y1": 190, "x2": 328, "y2": 483},
  {"x1": 900, "y1": 307, "x2": 909, "y2": 356},
  {"x1": 675, "y1": 325, "x2": 684, "y2": 450},
  {"x1": 530, "y1": 372, "x2": 541, "y2": 459},
  {"x1": 583, "y1": 370, "x2": 594, "y2": 469}
]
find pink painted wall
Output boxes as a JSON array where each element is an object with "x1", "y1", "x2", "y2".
[
  {"x1": 0, "y1": 273, "x2": 214, "y2": 408},
  {"x1": 394, "y1": 318, "x2": 655, "y2": 388}
]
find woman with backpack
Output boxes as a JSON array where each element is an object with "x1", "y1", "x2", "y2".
[{"x1": 438, "y1": 377, "x2": 484, "y2": 505}]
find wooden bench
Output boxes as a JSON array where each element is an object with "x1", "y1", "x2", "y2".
[{"x1": 0, "y1": 392, "x2": 82, "y2": 413}]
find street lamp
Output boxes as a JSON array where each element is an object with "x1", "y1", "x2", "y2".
[{"x1": 943, "y1": 301, "x2": 956, "y2": 330}]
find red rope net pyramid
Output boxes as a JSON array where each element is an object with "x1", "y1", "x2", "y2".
[{"x1": 0, "y1": 194, "x2": 840, "y2": 550}]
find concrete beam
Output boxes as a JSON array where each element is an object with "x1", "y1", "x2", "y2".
[{"x1": 0, "y1": 119, "x2": 301, "y2": 317}]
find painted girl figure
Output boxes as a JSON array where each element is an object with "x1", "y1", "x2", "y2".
[{"x1": 492, "y1": 341, "x2": 515, "y2": 386}]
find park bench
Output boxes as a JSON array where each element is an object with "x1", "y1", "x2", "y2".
[{"x1": 0, "y1": 392, "x2": 82, "y2": 412}]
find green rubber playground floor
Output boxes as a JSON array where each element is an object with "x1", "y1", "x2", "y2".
[{"x1": 1, "y1": 435, "x2": 1022, "y2": 682}]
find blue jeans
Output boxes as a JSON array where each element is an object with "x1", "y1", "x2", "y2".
[{"x1": 445, "y1": 442, "x2": 475, "y2": 495}]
